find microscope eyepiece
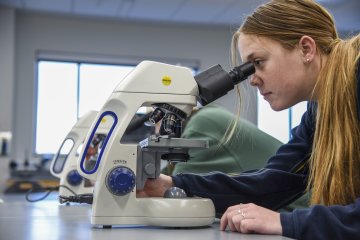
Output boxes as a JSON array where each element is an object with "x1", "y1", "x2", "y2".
[
  {"x1": 229, "y1": 61, "x2": 256, "y2": 85},
  {"x1": 194, "y1": 61, "x2": 255, "y2": 106}
]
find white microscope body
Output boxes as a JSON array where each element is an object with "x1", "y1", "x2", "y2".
[
  {"x1": 77, "y1": 61, "x2": 215, "y2": 227},
  {"x1": 50, "y1": 111, "x2": 112, "y2": 201}
]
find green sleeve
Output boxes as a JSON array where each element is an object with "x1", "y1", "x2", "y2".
[{"x1": 171, "y1": 104, "x2": 282, "y2": 175}]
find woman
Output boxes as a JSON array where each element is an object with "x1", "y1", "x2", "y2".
[{"x1": 138, "y1": 0, "x2": 360, "y2": 239}]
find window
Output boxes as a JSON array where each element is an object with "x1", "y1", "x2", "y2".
[
  {"x1": 257, "y1": 91, "x2": 307, "y2": 143},
  {"x1": 78, "y1": 63, "x2": 134, "y2": 117},
  {"x1": 35, "y1": 60, "x2": 135, "y2": 155}
]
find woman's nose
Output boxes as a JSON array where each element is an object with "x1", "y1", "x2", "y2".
[{"x1": 250, "y1": 75, "x2": 260, "y2": 87}]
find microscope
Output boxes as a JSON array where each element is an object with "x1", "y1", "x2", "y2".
[
  {"x1": 77, "y1": 60, "x2": 254, "y2": 227},
  {"x1": 50, "y1": 111, "x2": 111, "y2": 203}
]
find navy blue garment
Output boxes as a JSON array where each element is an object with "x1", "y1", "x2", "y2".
[{"x1": 172, "y1": 60, "x2": 360, "y2": 239}]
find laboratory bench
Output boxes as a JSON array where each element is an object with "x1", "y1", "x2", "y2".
[{"x1": 0, "y1": 193, "x2": 293, "y2": 240}]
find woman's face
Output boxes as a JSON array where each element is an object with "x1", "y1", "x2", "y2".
[{"x1": 237, "y1": 34, "x2": 318, "y2": 111}]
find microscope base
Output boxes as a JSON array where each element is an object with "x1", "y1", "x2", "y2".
[{"x1": 91, "y1": 198, "x2": 215, "y2": 227}]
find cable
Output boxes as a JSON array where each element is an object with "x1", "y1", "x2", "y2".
[
  {"x1": 25, "y1": 186, "x2": 59, "y2": 202},
  {"x1": 57, "y1": 185, "x2": 93, "y2": 204},
  {"x1": 59, "y1": 193, "x2": 93, "y2": 204},
  {"x1": 25, "y1": 184, "x2": 93, "y2": 204}
]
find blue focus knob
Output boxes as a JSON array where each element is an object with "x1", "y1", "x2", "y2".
[
  {"x1": 106, "y1": 167, "x2": 135, "y2": 196},
  {"x1": 66, "y1": 169, "x2": 83, "y2": 186}
]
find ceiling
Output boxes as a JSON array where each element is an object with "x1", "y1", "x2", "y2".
[{"x1": 0, "y1": 0, "x2": 359, "y2": 31}]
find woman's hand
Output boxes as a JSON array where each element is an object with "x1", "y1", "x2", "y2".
[
  {"x1": 136, "y1": 174, "x2": 174, "y2": 197},
  {"x1": 220, "y1": 203, "x2": 282, "y2": 235}
]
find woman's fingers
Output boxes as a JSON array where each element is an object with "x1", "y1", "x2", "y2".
[{"x1": 219, "y1": 203, "x2": 282, "y2": 235}]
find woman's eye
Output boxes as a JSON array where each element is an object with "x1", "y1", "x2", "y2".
[{"x1": 254, "y1": 60, "x2": 263, "y2": 66}]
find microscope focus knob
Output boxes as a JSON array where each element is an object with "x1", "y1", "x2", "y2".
[
  {"x1": 164, "y1": 187, "x2": 187, "y2": 198},
  {"x1": 66, "y1": 169, "x2": 83, "y2": 186},
  {"x1": 106, "y1": 166, "x2": 135, "y2": 196}
]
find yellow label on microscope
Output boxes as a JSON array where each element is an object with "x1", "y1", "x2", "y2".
[{"x1": 162, "y1": 76, "x2": 172, "y2": 86}]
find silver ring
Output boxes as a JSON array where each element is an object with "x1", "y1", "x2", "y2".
[{"x1": 237, "y1": 209, "x2": 246, "y2": 219}]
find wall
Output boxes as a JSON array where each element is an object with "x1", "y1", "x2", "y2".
[
  {"x1": 10, "y1": 11, "x2": 257, "y2": 162},
  {"x1": 0, "y1": 7, "x2": 15, "y2": 132}
]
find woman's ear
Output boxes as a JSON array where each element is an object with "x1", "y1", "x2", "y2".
[{"x1": 299, "y1": 35, "x2": 317, "y2": 63}]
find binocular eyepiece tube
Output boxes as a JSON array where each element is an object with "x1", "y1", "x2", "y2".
[{"x1": 194, "y1": 61, "x2": 255, "y2": 106}]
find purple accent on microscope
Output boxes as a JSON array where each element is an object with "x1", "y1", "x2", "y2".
[{"x1": 80, "y1": 111, "x2": 118, "y2": 175}]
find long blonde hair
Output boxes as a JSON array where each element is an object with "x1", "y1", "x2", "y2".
[{"x1": 232, "y1": 0, "x2": 360, "y2": 205}]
